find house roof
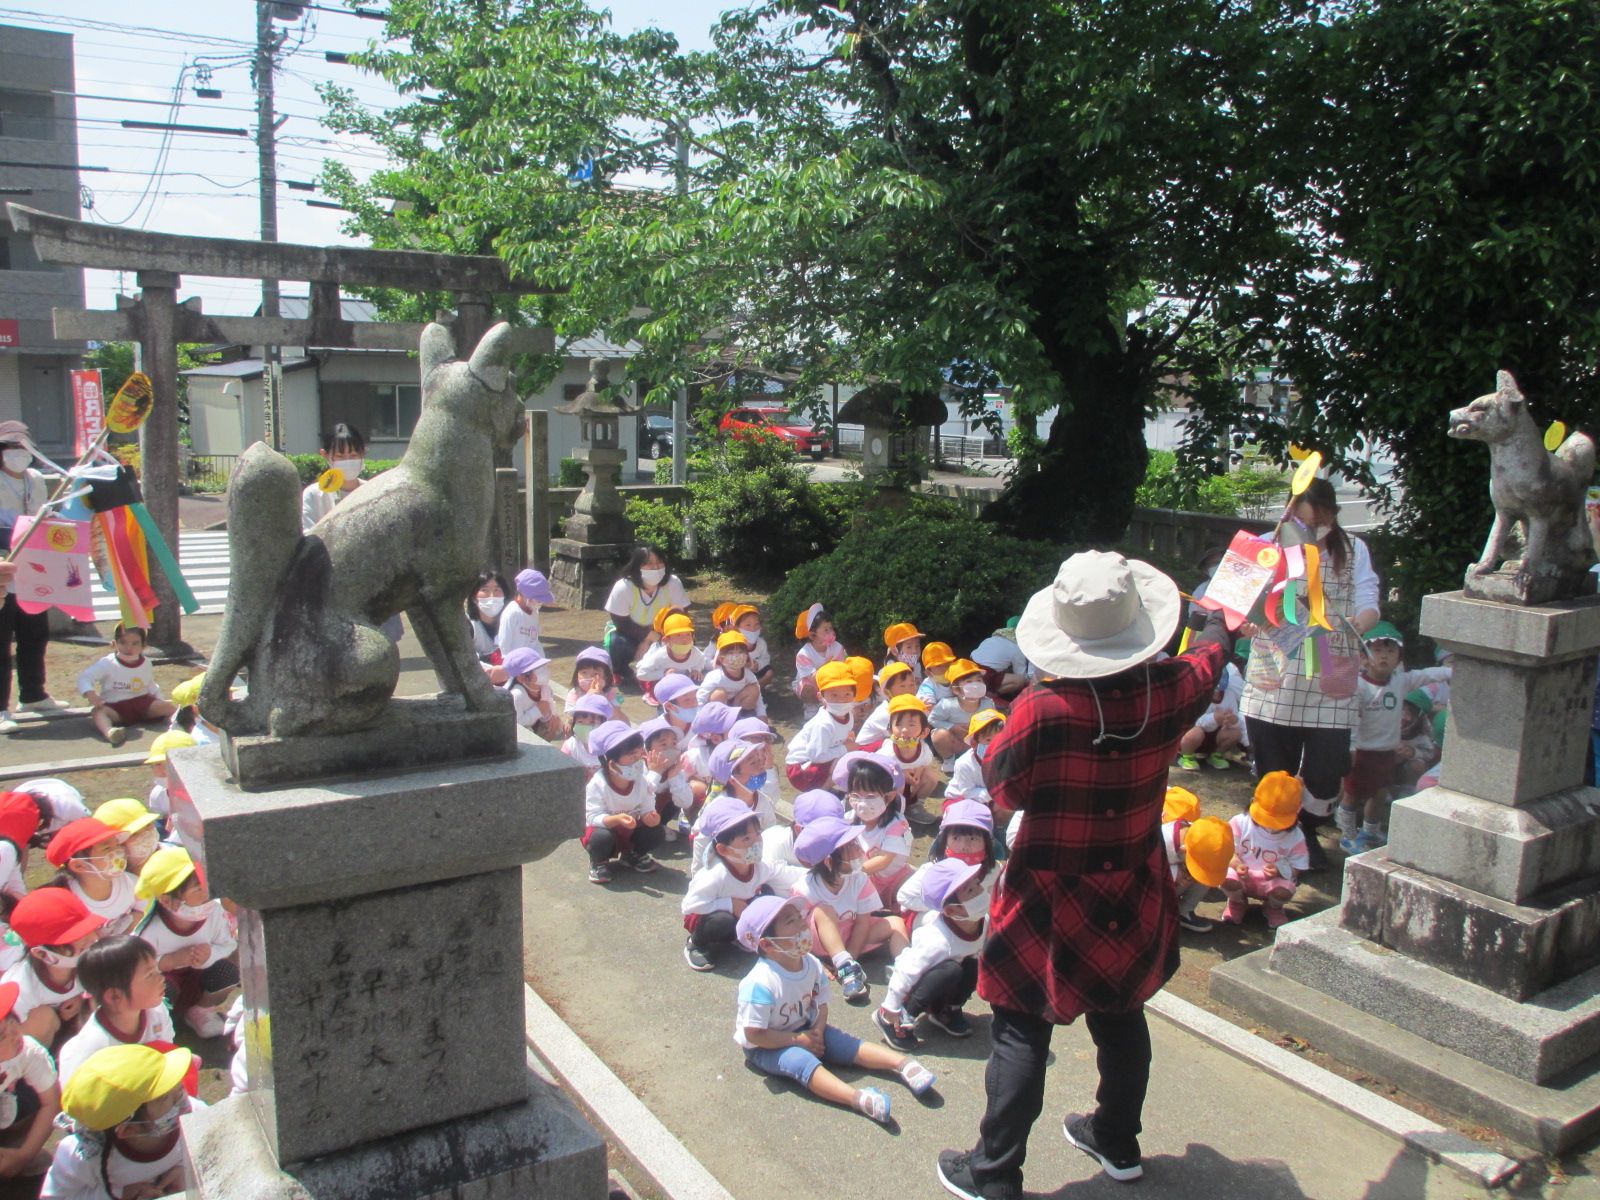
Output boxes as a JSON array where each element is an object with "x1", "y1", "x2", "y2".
[
  {"x1": 275, "y1": 296, "x2": 382, "y2": 323},
  {"x1": 181, "y1": 357, "x2": 314, "y2": 381},
  {"x1": 563, "y1": 334, "x2": 643, "y2": 359}
]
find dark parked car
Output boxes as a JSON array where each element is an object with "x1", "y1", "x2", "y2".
[{"x1": 638, "y1": 414, "x2": 674, "y2": 459}]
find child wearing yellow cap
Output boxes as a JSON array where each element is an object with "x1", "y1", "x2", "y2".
[
  {"x1": 945, "y1": 709, "x2": 1006, "y2": 813},
  {"x1": 697, "y1": 633, "x2": 765, "y2": 718},
  {"x1": 916, "y1": 642, "x2": 957, "y2": 706},
  {"x1": 635, "y1": 612, "x2": 708, "y2": 704},
  {"x1": 882, "y1": 622, "x2": 926, "y2": 685},
  {"x1": 164, "y1": 674, "x2": 219, "y2": 747},
  {"x1": 730, "y1": 605, "x2": 772, "y2": 687},
  {"x1": 1221, "y1": 772, "x2": 1309, "y2": 929},
  {"x1": 857, "y1": 662, "x2": 920, "y2": 749},
  {"x1": 882, "y1": 695, "x2": 939, "y2": 824},
  {"x1": 133, "y1": 848, "x2": 238, "y2": 1039},
  {"x1": 45, "y1": 1043, "x2": 200, "y2": 1200},
  {"x1": 929, "y1": 659, "x2": 993, "y2": 761},
  {"x1": 1159, "y1": 790, "x2": 1234, "y2": 933},
  {"x1": 784, "y1": 662, "x2": 860, "y2": 791},
  {"x1": 792, "y1": 603, "x2": 846, "y2": 716},
  {"x1": 142, "y1": 732, "x2": 195, "y2": 820}
]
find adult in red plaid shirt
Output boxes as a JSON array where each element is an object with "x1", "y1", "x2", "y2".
[{"x1": 938, "y1": 551, "x2": 1228, "y2": 1199}]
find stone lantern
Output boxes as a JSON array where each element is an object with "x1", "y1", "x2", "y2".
[
  {"x1": 836, "y1": 382, "x2": 948, "y2": 488},
  {"x1": 549, "y1": 358, "x2": 638, "y2": 607}
]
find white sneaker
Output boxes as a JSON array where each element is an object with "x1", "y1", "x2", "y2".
[
  {"x1": 184, "y1": 1005, "x2": 225, "y2": 1038},
  {"x1": 0, "y1": 713, "x2": 17, "y2": 734},
  {"x1": 17, "y1": 698, "x2": 65, "y2": 712}
]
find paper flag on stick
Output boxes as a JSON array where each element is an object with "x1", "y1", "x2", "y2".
[
  {"x1": 9, "y1": 516, "x2": 94, "y2": 621},
  {"x1": 105, "y1": 373, "x2": 155, "y2": 434},
  {"x1": 1195, "y1": 531, "x2": 1282, "y2": 630},
  {"x1": 317, "y1": 468, "x2": 344, "y2": 493}
]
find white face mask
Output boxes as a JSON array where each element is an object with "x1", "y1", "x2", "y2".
[
  {"x1": 738, "y1": 627, "x2": 762, "y2": 644},
  {"x1": 767, "y1": 931, "x2": 813, "y2": 957},
  {"x1": 958, "y1": 680, "x2": 987, "y2": 699},
  {"x1": 640, "y1": 567, "x2": 666, "y2": 587},
  {"x1": 951, "y1": 890, "x2": 991, "y2": 922},
  {"x1": 824, "y1": 701, "x2": 855, "y2": 717},
  {"x1": 614, "y1": 760, "x2": 644, "y2": 782},
  {"x1": 848, "y1": 793, "x2": 887, "y2": 822},
  {"x1": 331, "y1": 457, "x2": 364, "y2": 479},
  {"x1": 1, "y1": 449, "x2": 30, "y2": 474},
  {"x1": 34, "y1": 947, "x2": 80, "y2": 969},
  {"x1": 175, "y1": 900, "x2": 214, "y2": 922},
  {"x1": 476, "y1": 595, "x2": 505, "y2": 620},
  {"x1": 840, "y1": 854, "x2": 864, "y2": 875},
  {"x1": 124, "y1": 828, "x2": 160, "y2": 861}
]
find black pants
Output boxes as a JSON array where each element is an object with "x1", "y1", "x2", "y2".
[
  {"x1": 0, "y1": 593, "x2": 49, "y2": 712},
  {"x1": 904, "y1": 957, "x2": 978, "y2": 1017},
  {"x1": 585, "y1": 821, "x2": 663, "y2": 865},
  {"x1": 689, "y1": 909, "x2": 738, "y2": 951},
  {"x1": 608, "y1": 630, "x2": 642, "y2": 682},
  {"x1": 969, "y1": 1005, "x2": 1151, "y2": 1189},
  {"x1": 1244, "y1": 717, "x2": 1352, "y2": 805}
]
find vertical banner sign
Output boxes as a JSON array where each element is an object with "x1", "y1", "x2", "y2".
[
  {"x1": 70, "y1": 369, "x2": 105, "y2": 457},
  {"x1": 264, "y1": 361, "x2": 284, "y2": 451}
]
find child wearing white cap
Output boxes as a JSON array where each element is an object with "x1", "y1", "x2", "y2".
[
  {"x1": 877, "y1": 857, "x2": 990, "y2": 1048},
  {"x1": 681, "y1": 798, "x2": 772, "y2": 972},
  {"x1": 581, "y1": 722, "x2": 663, "y2": 885},
  {"x1": 734, "y1": 894, "x2": 934, "y2": 1123},
  {"x1": 497, "y1": 569, "x2": 552, "y2": 660}
]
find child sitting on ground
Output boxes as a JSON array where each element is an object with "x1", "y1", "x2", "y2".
[
  {"x1": 882, "y1": 622, "x2": 926, "y2": 685},
  {"x1": 566, "y1": 647, "x2": 625, "y2": 716},
  {"x1": 882, "y1": 695, "x2": 940, "y2": 825},
  {"x1": 134, "y1": 849, "x2": 238, "y2": 1039},
  {"x1": 1159, "y1": 788, "x2": 1233, "y2": 934},
  {"x1": 78, "y1": 625, "x2": 176, "y2": 748},
  {"x1": 165, "y1": 675, "x2": 219, "y2": 746},
  {"x1": 46, "y1": 1043, "x2": 202, "y2": 1200},
  {"x1": 785, "y1": 662, "x2": 860, "y2": 790},
  {"x1": 92, "y1": 799, "x2": 163, "y2": 877},
  {"x1": 793, "y1": 604, "x2": 846, "y2": 716},
  {"x1": 57, "y1": 936, "x2": 174, "y2": 1086},
  {"x1": 682, "y1": 701, "x2": 740, "y2": 816},
  {"x1": 654, "y1": 675, "x2": 699, "y2": 742},
  {"x1": 0, "y1": 792, "x2": 37, "y2": 902},
  {"x1": 857, "y1": 663, "x2": 919, "y2": 749},
  {"x1": 944, "y1": 709, "x2": 1005, "y2": 814},
  {"x1": 49, "y1": 818, "x2": 143, "y2": 938},
  {"x1": 836, "y1": 752, "x2": 914, "y2": 912},
  {"x1": 1176, "y1": 660, "x2": 1246, "y2": 772},
  {"x1": 639, "y1": 717, "x2": 691, "y2": 843},
  {"x1": 929, "y1": 659, "x2": 992, "y2": 760},
  {"x1": 560, "y1": 693, "x2": 613, "y2": 780},
  {"x1": 761, "y1": 790, "x2": 842, "y2": 894},
  {"x1": 0, "y1": 979, "x2": 59, "y2": 1180},
  {"x1": 733, "y1": 895, "x2": 934, "y2": 1124},
  {"x1": 141, "y1": 734, "x2": 193, "y2": 820},
  {"x1": 497, "y1": 568, "x2": 553, "y2": 661},
  {"x1": 1222, "y1": 771, "x2": 1310, "y2": 929},
  {"x1": 729, "y1": 605, "x2": 773, "y2": 689},
  {"x1": 501, "y1": 647, "x2": 563, "y2": 741},
  {"x1": 896, "y1": 800, "x2": 999, "y2": 920},
  {"x1": 916, "y1": 643, "x2": 957, "y2": 706},
  {"x1": 698, "y1": 633, "x2": 765, "y2": 717},
  {"x1": 792, "y1": 818, "x2": 909, "y2": 1004},
  {"x1": 681, "y1": 797, "x2": 772, "y2": 972},
  {"x1": 877, "y1": 858, "x2": 991, "y2": 1048},
  {"x1": 582, "y1": 722, "x2": 663, "y2": 885},
  {"x1": 636, "y1": 613, "x2": 707, "y2": 706},
  {"x1": 1338, "y1": 624, "x2": 1452, "y2": 854},
  {"x1": 1396, "y1": 690, "x2": 1439, "y2": 792},
  {"x1": 2, "y1": 888, "x2": 104, "y2": 1048},
  {"x1": 9, "y1": 779, "x2": 89, "y2": 847}
]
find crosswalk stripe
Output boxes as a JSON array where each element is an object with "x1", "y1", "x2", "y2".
[{"x1": 88, "y1": 530, "x2": 235, "y2": 620}]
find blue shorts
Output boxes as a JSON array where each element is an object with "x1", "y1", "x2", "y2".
[{"x1": 744, "y1": 1024, "x2": 862, "y2": 1087}]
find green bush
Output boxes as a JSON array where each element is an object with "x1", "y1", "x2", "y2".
[
  {"x1": 1135, "y1": 450, "x2": 1285, "y2": 518},
  {"x1": 361, "y1": 458, "x2": 399, "y2": 479},
  {"x1": 287, "y1": 454, "x2": 400, "y2": 484},
  {"x1": 557, "y1": 458, "x2": 586, "y2": 488},
  {"x1": 769, "y1": 515, "x2": 1062, "y2": 652},
  {"x1": 624, "y1": 497, "x2": 685, "y2": 562}
]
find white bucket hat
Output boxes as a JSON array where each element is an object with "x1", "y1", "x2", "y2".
[{"x1": 1016, "y1": 551, "x2": 1180, "y2": 679}]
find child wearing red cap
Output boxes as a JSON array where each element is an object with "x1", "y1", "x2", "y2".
[
  {"x1": 57, "y1": 936, "x2": 174, "y2": 1089},
  {"x1": 2, "y1": 889, "x2": 103, "y2": 1047},
  {"x1": 47, "y1": 818, "x2": 144, "y2": 939},
  {"x1": 0, "y1": 791, "x2": 39, "y2": 903},
  {"x1": 582, "y1": 722, "x2": 663, "y2": 885},
  {"x1": 76, "y1": 625, "x2": 176, "y2": 748},
  {"x1": 681, "y1": 798, "x2": 773, "y2": 972},
  {"x1": 134, "y1": 849, "x2": 239, "y2": 1039},
  {"x1": 0, "y1": 978, "x2": 60, "y2": 1178}
]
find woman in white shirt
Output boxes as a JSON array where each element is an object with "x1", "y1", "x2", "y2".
[
  {"x1": 0, "y1": 422, "x2": 62, "y2": 733},
  {"x1": 603, "y1": 545, "x2": 690, "y2": 687}
]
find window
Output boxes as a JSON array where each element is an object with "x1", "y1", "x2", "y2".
[
  {"x1": 320, "y1": 381, "x2": 423, "y2": 442},
  {"x1": 0, "y1": 91, "x2": 56, "y2": 141}
]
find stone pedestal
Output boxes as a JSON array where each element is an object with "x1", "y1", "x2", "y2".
[
  {"x1": 549, "y1": 537, "x2": 633, "y2": 610},
  {"x1": 167, "y1": 732, "x2": 607, "y2": 1198},
  {"x1": 1213, "y1": 591, "x2": 1600, "y2": 1152}
]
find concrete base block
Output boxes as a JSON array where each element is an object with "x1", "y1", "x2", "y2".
[
  {"x1": 1341, "y1": 849, "x2": 1600, "y2": 1000},
  {"x1": 1211, "y1": 948, "x2": 1600, "y2": 1155},
  {"x1": 549, "y1": 538, "x2": 633, "y2": 610},
  {"x1": 1269, "y1": 909, "x2": 1600, "y2": 1083},
  {"x1": 1386, "y1": 785, "x2": 1600, "y2": 905},
  {"x1": 183, "y1": 1062, "x2": 608, "y2": 1200},
  {"x1": 219, "y1": 696, "x2": 518, "y2": 791}
]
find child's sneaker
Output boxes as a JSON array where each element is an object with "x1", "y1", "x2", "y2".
[
  {"x1": 925, "y1": 1007, "x2": 973, "y2": 1037},
  {"x1": 874, "y1": 1006, "x2": 918, "y2": 1051},
  {"x1": 1339, "y1": 829, "x2": 1382, "y2": 856},
  {"x1": 587, "y1": 863, "x2": 612, "y2": 885},
  {"x1": 1222, "y1": 893, "x2": 1248, "y2": 924},
  {"x1": 1264, "y1": 904, "x2": 1292, "y2": 930},
  {"x1": 107, "y1": 726, "x2": 127, "y2": 747},
  {"x1": 1175, "y1": 754, "x2": 1201, "y2": 772},
  {"x1": 1178, "y1": 911, "x2": 1215, "y2": 933},
  {"x1": 1206, "y1": 753, "x2": 1232, "y2": 770},
  {"x1": 837, "y1": 959, "x2": 869, "y2": 1002},
  {"x1": 184, "y1": 1005, "x2": 225, "y2": 1038},
  {"x1": 898, "y1": 1059, "x2": 936, "y2": 1095},
  {"x1": 624, "y1": 851, "x2": 659, "y2": 873},
  {"x1": 662, "y1": 824, "x2": 678, "y2": 842},
  {"x1": 683, "y1": 936, "x2": 714, "y2": 971},
  {"x1": 853, "y1": 1086, "x2": 891, "y2": 1123},
  {"x1": 0, "y1": 713, "x2": 16, "y2": 735}
]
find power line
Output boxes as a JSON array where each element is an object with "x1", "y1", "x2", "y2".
[{"x1": 0, "y1": 8, "x2": 255, "y2": 48}]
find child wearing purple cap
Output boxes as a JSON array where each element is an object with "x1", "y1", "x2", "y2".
[
  {"x1": 654, "y1": 675, "x2": 699, "y2": 739},
  {"x1": 761, "y1": 790, "x2": 842, "y2": 894},
  {"x1": 681, "y1": 798, "x2": 772, "y2": 971},
  {"x1": 565, "y1": 647, "x2": 625, "y2": 717},
  {"x1": 690, "y1": 741, "x2": 776, "y2": 872},
  {"x1": 681, "y1": 701, "x2": 740, "y2": 819},
  {"x1": 794, "y1": 818, "x2": 909, "y2": 1003},
  {"x1": 735, "y1": 894, "x2": 933, "y2": 1123},
  {"x1": 498, "y1": 569, "x2": 552, "y2": 661},
  {"x1": 639, "y1": 717, "x2": 691, "y2": 843},
  {"x1": 560, "y1": 693, "x2": 612, "y2": 779},
  {"x1": 500, "y1": 647, "x2": 561, "y2": 740},
  {"x1": 877, "y1": 858, "x2": 990, "y2": 1047},
  {"x1": 835, "y1": 754, "x2": 914, "y2": 913},
  {"x1": 896, "y1": 800, "x2": 999, "y2": 919},
  {"x1": 582, "y1": 722, "x2": 661, "y2": 884}
]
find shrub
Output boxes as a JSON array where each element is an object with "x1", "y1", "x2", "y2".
[
  {"x1": 287, "y1": 454, "x2": 399, "y2": 484},
  {"x1": 1136, "y1": 450, "x2": 1285, "y2": 518},
  {"x1": 361, "y1": 458, "x2": 399, "y2": 479},
  {"x1": 769, "y1": 515, "x2": 1062, "y2": 652},
  {"x1": 624, "y1": 497, "x2": 685, "y2": 562},
  {"x1": 557, "y1": 458, "x2": 586, "y2": 487}
]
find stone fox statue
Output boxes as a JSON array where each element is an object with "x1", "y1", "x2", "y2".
[
  {"x1": 1448, "y1": 369, "x2": 1595, "y2": 585},
  {"x1": 200, "y1": 323, "x2": 524, "y2": 738}
]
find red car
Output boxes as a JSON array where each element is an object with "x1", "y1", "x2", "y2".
[{"x1": 719, "y1": 407, "x2": 833, "y2": 460}]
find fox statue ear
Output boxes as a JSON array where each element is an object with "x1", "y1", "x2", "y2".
[
  {"x1": 420, "y1": 323, "x2": 457, "y2": 380},
  {"x1": 467, "y1": 323, "x2": 515, "y2": 393},
  {"x1": 1496, "y1": 370, "x2": 1524, "y2": 406}
]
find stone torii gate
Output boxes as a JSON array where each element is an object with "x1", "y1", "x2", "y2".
[{"x1": 7, "y1": 203, "x2": 556, "y2": 650}]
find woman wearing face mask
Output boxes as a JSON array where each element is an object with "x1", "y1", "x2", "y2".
[
  {"x1": 581, "y1": 722, "x2": 664, "y2": 885},
  {"x1": 0, "y1": 422, "x2": 62, "y2": 733},
  {"x1": 466, "y1": 570, "x2": 512, "y2": 664},
  {"x1": 45, "y1": 1042, "x2": 204, "y2": 1200},
  {"x1": 1237, "y1": 477, "x2": 1381, "y2": 871},
  {"x1": 604, "y1": 544, "x2": 690, "y2": 687},
  {"x1": 301, "y1": 423, "x2": 368, "y2": 532}
]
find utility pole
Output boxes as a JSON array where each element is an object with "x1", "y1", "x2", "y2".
[{"x1": 256, "y1": 1, "x2": 286, "y2": 449}]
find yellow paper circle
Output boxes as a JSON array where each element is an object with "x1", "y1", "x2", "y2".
[
  {"x1": 105, "y1": 373, "x2": 155, "y2": 434},
  {"x1": 317, "y1": 468, "x2": 345, "y2": 493},
  {"x1": 1290, "y1": 451, "x2": 1322, "y2": 496},
  {"x1": 1545, "y1": 421, "x2": 1567, "y2": 452}
]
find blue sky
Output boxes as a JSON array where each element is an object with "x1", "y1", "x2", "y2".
[{"x1": 25, "y1": 0, "x2": 729, "y2": 313}]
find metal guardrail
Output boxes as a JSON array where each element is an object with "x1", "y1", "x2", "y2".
[{"x1": 186, "y1": 454, "x2": 239, "y2": 492}]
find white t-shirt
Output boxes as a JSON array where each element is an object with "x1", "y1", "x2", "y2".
[
  {"x1": 944, "y1": 749, "x2": 989, "y2": 806},
  {"x1": 560, "y1": 736, "x2": 598, "y2": 772},
  {"x1": 1353, "y1": 666, "x2": 1452, "y2": 752},
  {"x1": 1228, "y1": 812, "x2": 1310, "y2": 882},
  {"x1": 0, "y1": 1034, "x2": 55, "y2": 1103},
  {"x1": 0, "y1": 841, "x2": 25, "y2": 900},
  {"x1": 793, "y1": 869, "x2": 879, "y2": 920},
  {"x1": 605, "y1": 576, "x2": 690, "y2": 630},
  {"x1": 792, "y1": 642, "x2": 845, "y2": 695},
  {"x1": 697, "y1": 667, "x2": 766, "y2": 717},
  {"x1": 495, "y1": 602, "x2": 544, "y2": 658},
  {"x1": 0, "y1": 470, "x2": 46, "y2": 523},
  {"x1": 970, "y1": 635, "x2": 1030, "y2": 677},
  {"x1": 681, "y1": 857, "x2": 773, "y2": 917},
  {"x1": 733, "y1": 955, "x2": 828, "y2": 1049},
  {"x1": 760, "y1": 825, "x2": 806, "y2": 895},
  {"x1": 583, "y1": 771, "x2": 652, "y2": 828},
  {"x1": 930, "y1": 697, "x2": 984, "y2": 733},
  {"x1": 636, "y1": 642, "x2": 707, "y2": 683},
  {"x1": 1195, "y1": 662, "x2": 1247, "y2": 746},
  {"x1": 301, "y1": 481, "x2": 339, "y2": 531},
  {"x1": 44, "y1": 1098, "x2": 208, "y2": 1200},
  {"x1": 883, "y1": 739, "x2": 934, "y2": 775},
  {"x1": 67, "y1": 875, "x2": 144, "y2": 938},
  {"x1": 916, "y1": 677, "x2": 952, "y2": 705},
  {"x1": 885, "y1": 914, "x2": 987, "y2": 1011},
  {"x1": 75, "y1": 654, "x2": 161, "y2": 706},
  {"x1": 2, "y1": 958, "x2": 87, "y2": 1021},
  {"x1": 853, "y1": 815, "x2": 912, "y2": 867},
  {"x1": 13, "y1": 781, "x2": 89, "y2": 838},
  {"x1": 57, "y1": 1007, "x2": 176, "y2": 1088},
  {"x1": 505, "y1": 676, "x2": 555, "y2": 729},
  {"x1": 858, "y1": 701, "x2": 893, "y2": 746},
  {"x1": 785, "y1": 708, "x2": 853, "y2": 766},
  {"x1": 137, "y1": 901, "x2": 237, "y2": 967}
]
